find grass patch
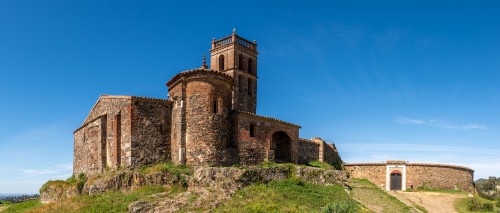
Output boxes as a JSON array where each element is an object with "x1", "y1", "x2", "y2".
[
  {"x1": 307, "y1": 161, "x2": 334, "y2": 169},
  {"x1": 2, "y1": 199, "x2": 42, "y2": 213},
  {"x1": 216, "y1": 179, "x2": 361, "y2": 212},
  {"x1": 348, "y1": 178, "x2": 413, "y2": 213},
  {"x1": 415, "y1": 186, "x2": 466, "y2": 194},
  {"x1": 455, "y1": 197, "x2": 499, "y2": 213},
  {"x1": 139, "y1": 162, "x2": 191, "y2": 177},
  {"x1": 25, "y1": 186, "x2": 165, "y2": 213}
]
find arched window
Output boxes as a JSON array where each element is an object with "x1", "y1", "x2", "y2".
[
  {"x1": 218, "y1": 55, "x2": 225, "y2": 71},
  {"x1": 248, "y1": 58, "x2": 253, "y2": 74},
  {"x1": 238, "y1": 54, "x2": 244, "y2": 71}
]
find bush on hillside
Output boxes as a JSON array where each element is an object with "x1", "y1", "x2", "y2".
[
  {"x1": 466, "y1": 197, "x2": 494, "y2": 212},
  {"x1": 322, "y1": 201, "x2": 359, "y2": 213}
]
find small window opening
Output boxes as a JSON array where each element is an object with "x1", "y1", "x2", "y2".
[
  {"x1": 239, "y1": 75, "x2": 244, "y2": 92},
  {"x1": 212, "y1": 98, "x2": 218, "y2": 113},
  {"x1": 247, "y1": 79, "x2": 252, "y2": 96},
  {"x1": 219, "y1": 55, "x2": 225, "y2": 71},
  {"x1": 248, "y1": 58, "x2": 253, "y2": 74},
  {"x1": 249, "y1": 124, "x2": 256, "y2": 137},
  {"x1": 238, "y1": 54, "x2": 244, "y2": 71}
]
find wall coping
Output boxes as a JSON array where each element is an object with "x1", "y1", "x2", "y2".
[
  {"x1": 74, "y1": 114, "x2": 107, "y2": 134},
  {"x1": 81, "y1": 95, "x2": 170, "y2": 129},
  {"x1": 344, "y1": 162, "x2": 474, "y2": 172},
  {"x1": 234, "y1": 110, "x2": 301, "y2": 128},
  {"x1": 166, "y1": 68, "x2": 234, "y2": 89}
]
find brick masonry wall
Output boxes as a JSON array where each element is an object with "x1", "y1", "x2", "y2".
[
  {"x1": 345, "y1": 162, "x2": 474, "y2": 192},
  {"x1": 167, "y1": 70, "x2": 234, "y2": 166},
  {"x1": 74, "y1": 96, "x2": 133, "y2": 176},
  {"x1": 168, "y1": 83, "x2": 185, "y2": 165},
  {"x1": 233, "y1": 112, "x2": 300, "y2": 164},
  {"x1": 130, "y1": 98, "x2": 172, "y2": 168},
  {"x1": 184, "y1": 78, "x2": 232, "y2": 166}
]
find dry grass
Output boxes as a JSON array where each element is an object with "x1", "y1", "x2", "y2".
[{"x1": 348, "y1": 179, "x2": 414, "y2": 213}]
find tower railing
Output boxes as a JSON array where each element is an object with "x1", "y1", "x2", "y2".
[{"x1": 212, "y1": 34, "x2": 257, "y2": 50}]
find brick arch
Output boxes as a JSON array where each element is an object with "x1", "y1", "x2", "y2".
[{"x1": 268, "y1": 130, "x2": 294, "y2": 163}]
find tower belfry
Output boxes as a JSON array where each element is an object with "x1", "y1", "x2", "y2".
[{"x1": 209, "y1": 31, "x2": 258, "y2": 113}]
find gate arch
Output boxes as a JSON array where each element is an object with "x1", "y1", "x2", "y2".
[
  {"x1": 271, "y1": 131, "x2": 291, "y2": 163},
  {"x1": 390, "y1": 170, "x2": 402, "y2": 190}
]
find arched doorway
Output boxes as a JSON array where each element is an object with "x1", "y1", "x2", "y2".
[
  {"x1": 271, "y1": 131, "x2": 291, "y2": 163},
  {"x1": 390, "y1": 170, "x2": 402, "y2": 190}
]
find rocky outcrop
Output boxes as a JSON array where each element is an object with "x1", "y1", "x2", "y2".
[
  {"x1": 82, "y1": 172, "x2": 183, "y2": 196},
  {"x1": 40, "y1": 181, "x2": 79, "y2": 204},
  {"x1": 40, "y1": 165, "x2": 346, "y2": 212},
  {"x1": 129, "y1": 166, "x2": 346, "y2": 213}
]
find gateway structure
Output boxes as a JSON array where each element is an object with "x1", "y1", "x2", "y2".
[
  {"x1": 345, "y1": 160, "x2": 474, "y2": 192},
  {"x1": 73, "y1": 32, "x2": 341, "y2": 176}
]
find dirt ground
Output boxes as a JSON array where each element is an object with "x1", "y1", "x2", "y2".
[
  {"x1": 390, "y1": 191, "x2": 468, "y2": 213},
  {"x1": 0, "y1": 205, "x2": 9, "y2": 212}
]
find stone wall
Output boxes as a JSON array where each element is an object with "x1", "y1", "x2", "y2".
[
  {"x1": 298, "y1": 138, "x2": 342, "y2": 168},
  {"x1": 233, "y1": 111, "x2": 300, "y2": 164},
  {"x1": 407, "y1": 163, "x2": 474, "y2": 192},
  {"x1": 344, "y1": 162, "x2": 474, "y2": 192},
  {"x1": 130, "y1": 97, "x2": 172, "y2": 168},
  {"x1": 167, "y1": 69, "x2": 234, "y2": 166},
  {"x1": 344, "y1": 163, "x2": 387, "y2": 188},
  {"x1": 323, "y1": 143, "x2": 342, "y2": 169},
  {"x1": 74, "y1": 115, "x2": 107, "y2": 176},
  {"x1": 74, "y1": 95, "x2": 170, "y2": 176},
  {"x1": 168, "y1": 81, "x2": 185, "y2": 165},
  {"x1": 298, "y1": 138, "x2": 320, "y2": 164}
]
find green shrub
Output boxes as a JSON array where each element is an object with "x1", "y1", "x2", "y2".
[
  {"x1": 2, "y1": 199, "x2": 41, "y2": 213},
  {"x1": 466, "y1": 197, "x2": 494, "y2": 212},
  {"x1": 496, "y1": 196, "x2": 500, "y2": 208},
  {"x1": 322, "y1": 201, "x2": 359, "y2": 213},
  {"x1": 308, "y1": 161, "x2": 333, "y2": 169}
]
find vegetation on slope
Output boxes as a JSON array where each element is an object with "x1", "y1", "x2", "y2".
[
  {"x1": 475, "y1": 176, "x2": 500, "y2": 201},
  {"x1": 6, "y1": 162, "x2": 432, "y2": 213},
  {"x1": 347, "y1": 178, "x2": 414, "y2": 213},
  {"x1": 1, "y1": 199, "x2": 41, "y2": 213},
  {"x1": 455, "y1": 196, "x2": 500, "y2": 213},
  {"x1": 216, "y1": 178, "x2": 361, "y2": 213},
  {"x1": 3, "y1": 186, "x2": 165, "y2": 213}
]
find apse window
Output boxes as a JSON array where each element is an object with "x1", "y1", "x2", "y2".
[
  {"x1": 212, "y1": 98, "x2": 218, "y2": 113},
  {"x1": 249, "y1": 124, "x2": 256, "y2": 137}
]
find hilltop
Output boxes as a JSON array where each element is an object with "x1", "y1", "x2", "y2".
[{"x1": 0, "y1": 162, "x2": 420, "y2": 213}]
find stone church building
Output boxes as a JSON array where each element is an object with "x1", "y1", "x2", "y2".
[{"x1": 74, "y1": 32, "x2": 341, "y2": 176}]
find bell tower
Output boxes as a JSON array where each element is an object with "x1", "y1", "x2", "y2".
[{"x1": 209, "y1": 29, "x2": 258, "y2": 113}]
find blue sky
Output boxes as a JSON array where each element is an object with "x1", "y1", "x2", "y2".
[{"x1": 1, "y1": 1, "x2": 499, "y2": 194}]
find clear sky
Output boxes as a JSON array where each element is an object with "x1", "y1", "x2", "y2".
[{"x1": 1, "y1": 1, "x2": 499, "y2": 194}]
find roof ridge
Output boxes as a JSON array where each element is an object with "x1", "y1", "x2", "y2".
[{"x1": 235, "y1": 110, "x2": 301, "y2": 128}]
